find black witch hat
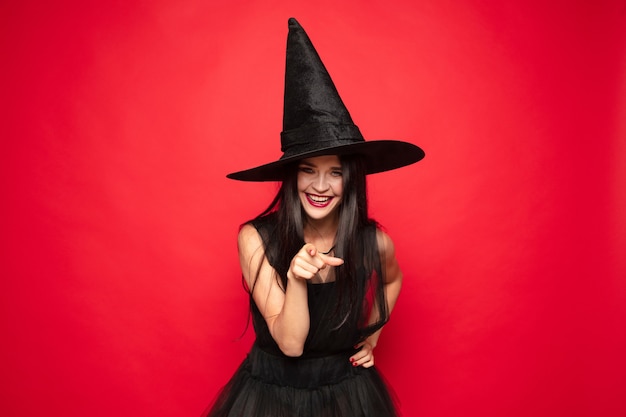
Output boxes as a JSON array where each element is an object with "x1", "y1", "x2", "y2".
[{"x1": 227, "y1": 18, "x2": 424, "y2": 182}]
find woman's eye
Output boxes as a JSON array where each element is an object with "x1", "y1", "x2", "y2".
[
  {"x1": 299, "y1": 167, "x2": 314, "y2": 174},
  {"x1": 331, "y1": 170, "x2": 343, "y2": 177}
]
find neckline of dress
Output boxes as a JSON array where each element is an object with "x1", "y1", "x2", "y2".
[{"x1": 307, "y1": 280, "x2": 336, "y2": 286}]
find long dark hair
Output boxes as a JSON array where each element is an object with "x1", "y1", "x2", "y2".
[{"x1": 244, "y1": 154, "x2": 389, "y2": 337}]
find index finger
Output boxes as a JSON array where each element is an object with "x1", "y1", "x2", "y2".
[{"x1": 319, "y1": 252, "x2": 344, "y2": 267}]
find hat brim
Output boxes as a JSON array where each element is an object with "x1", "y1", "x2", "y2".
[{"x1": 226, "y1": 140, "x2": 425, "y2": 182}]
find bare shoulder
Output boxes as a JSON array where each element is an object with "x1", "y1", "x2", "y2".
[
  {"x1": 237, "y1": 223, "x2": 266, "y2": 289},
  {"x1": 238, "y1": 223, "x2": 264, "y2": 254},
  {"x1": 375, "y1": 228, "x2": 397, "y2": 256},
  {"x1": 375, "y1": 227, "x2": 402, "y2": 283}
]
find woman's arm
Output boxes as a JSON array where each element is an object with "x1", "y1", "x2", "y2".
[
  {"x1": 350, "y1": 229, "x2": 403, "y2": 367},
  {"x1": 238, "y1": 224, "x2": 342, "y2": 357}
]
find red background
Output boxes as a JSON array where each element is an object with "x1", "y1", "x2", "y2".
[{"x1": 2, "y1": 1, "x2": 625, "y2": 416}]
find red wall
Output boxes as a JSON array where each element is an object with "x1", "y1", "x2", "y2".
[{"x1": 2, "y1": 1, "x2": 625, "y2": 416}]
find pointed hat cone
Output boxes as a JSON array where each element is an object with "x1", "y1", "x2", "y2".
[
  {"x1": 281, "y1": 17, "x2": 363, "y2": 150},
  {"x1": 227, "y1": 18, "x2": 424, "y2": 181}
]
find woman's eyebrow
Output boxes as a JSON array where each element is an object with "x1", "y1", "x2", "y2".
[{"x1": 298, "y1": 161, "x2": 342, "y2": 170}]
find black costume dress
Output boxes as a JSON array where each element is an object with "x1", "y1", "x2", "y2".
[{"x1": 203, "y1": 218, "x2": 399, "y2": 417}]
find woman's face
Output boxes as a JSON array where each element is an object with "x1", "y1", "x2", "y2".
[{"x1": 297, "y1": 155, "x2": 343, "y2": 222}]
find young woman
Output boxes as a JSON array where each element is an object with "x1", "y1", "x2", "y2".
[{"x1": 203, "y1": 18, "x2": 424, "y2": 417}]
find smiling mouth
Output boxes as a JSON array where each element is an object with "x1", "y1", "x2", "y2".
[{"x1": 306, "y1": 193, "x2": 333, "y2": 208}]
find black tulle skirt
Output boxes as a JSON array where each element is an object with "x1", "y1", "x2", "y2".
[{"x1": 203, "y1": 343, "x2": 399, "y2": 417}]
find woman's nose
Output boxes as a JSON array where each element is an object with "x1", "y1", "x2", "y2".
[{"x1": 312, "y1": 174, "x2": 329, "y2": 192}]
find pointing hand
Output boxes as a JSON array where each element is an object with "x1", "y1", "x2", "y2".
[{"x1": 288, "y1": 243, "x2": 344, "y2": 280}]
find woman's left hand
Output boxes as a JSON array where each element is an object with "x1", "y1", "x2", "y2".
[{"x1": 349, "y1": 341, "x2": 375, "y2": 368}]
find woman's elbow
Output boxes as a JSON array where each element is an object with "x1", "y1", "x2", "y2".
[
  {"x1": 269, "y1": 318, "x2": 309, "y2": 357},
  {"x1": 278, "y1": 340, "x2": 305, "y2": 357}
]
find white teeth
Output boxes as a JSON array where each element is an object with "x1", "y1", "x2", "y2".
[{"x1": 309, "y1": 194, "x2": 330, "y2": 203}]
